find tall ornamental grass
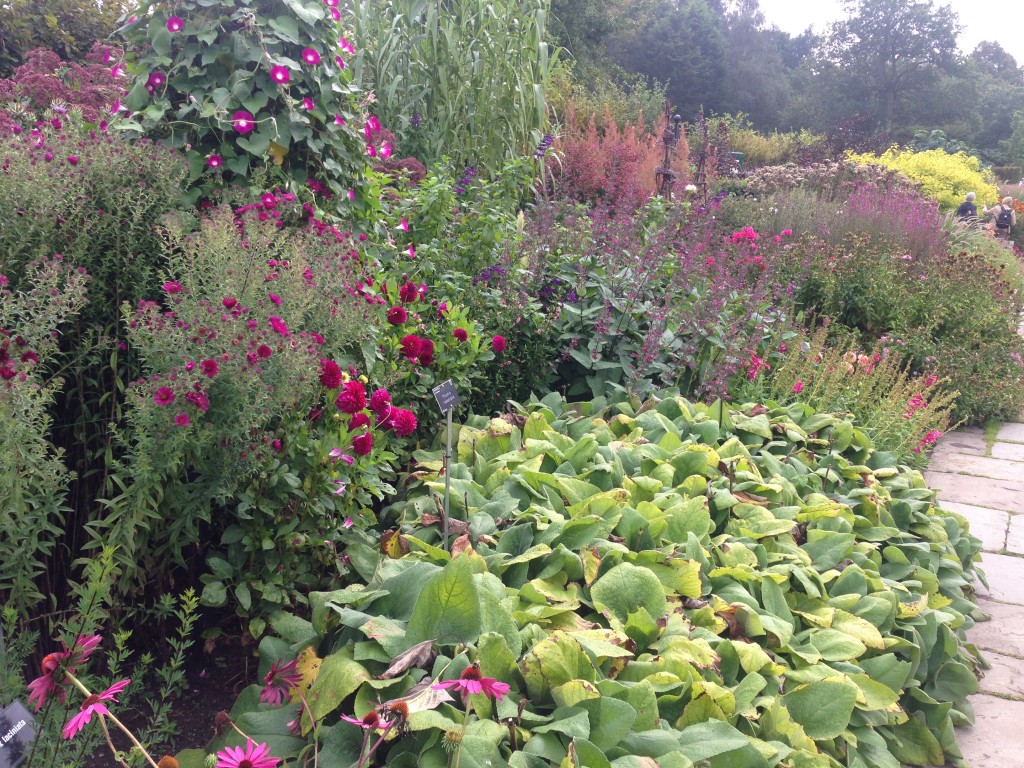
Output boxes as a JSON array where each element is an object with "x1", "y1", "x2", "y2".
[{"x1": 350, "y1": 0, "x2": 558, "y2": 177}]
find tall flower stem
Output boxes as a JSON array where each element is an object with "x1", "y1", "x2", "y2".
[{"x1": 65, "y1": 673, "x2": 160, "y2": 768}]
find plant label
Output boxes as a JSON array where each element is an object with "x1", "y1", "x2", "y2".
[
  {"x1": 432, "y1": 379, "x2": 461, "y2": 413},
  {"x1": 0, "y1": 701, "x2": 36, "y2": 768}
]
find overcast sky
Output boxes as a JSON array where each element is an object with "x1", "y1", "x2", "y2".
[{"x1": 757, "y1": 0, "x2": 1024, "y2": 65}]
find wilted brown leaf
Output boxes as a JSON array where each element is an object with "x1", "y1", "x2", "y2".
[{"x1": 378, "y1": 639, "x2": 436, "y2": 680}]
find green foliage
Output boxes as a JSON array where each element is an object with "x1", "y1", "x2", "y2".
[
  {"x1": 546, "y1": 58, "x2": 667, "y2": 134},
  {"x1": 0, "y1": 255, "x2": 88, "y2": 620},
  {"x1": 118, "y1": 0, "x2": 373, "y2": 211},
  {"x1": 0, "y1": 0, "x2": 124, "y2": 76},
  {"x1": 204, "y1": 390, "x2": 983, "y2": 768},
  {"x1": 350, "y1": 0, "x2": 558, "y2": 178},
  {"x1": 846, "y1": 146, "x2": 999, "y2": 211}
]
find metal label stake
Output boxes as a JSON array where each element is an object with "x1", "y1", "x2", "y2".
[{"x1": 431, "y1": 380, "x2": 462, "y2": 549}]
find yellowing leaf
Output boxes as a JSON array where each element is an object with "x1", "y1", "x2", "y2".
[
  {"x1": 293, "y1": 646, "x2": 322, "y2": 703},
  {"x1": 268, "y1": 140, "x2": 287, "y2": 165}
]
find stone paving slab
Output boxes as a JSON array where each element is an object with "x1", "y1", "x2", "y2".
[
  {"x1": 969, "y1": 597, "x2": 1024, "y2": 657},
  {"x1": 925, "y1": 471, "x2": 1024, "y2": 514},
  {"x1": 928, "y1": 452, "x2": 1024, "y2": 483},
  {"x1": 1005, "y1": 515, "x2": 1024, "y2": 555},
  {"x1": 937, "y1": 501, "x2": 1008, "y2": 551},
  {"x1": 991, "y1": 441, "x2": 1024, "y2": 461},
  {"x1": 976, "y1": 649, "x2": 1024, "y2": 698},
  {"x1": 933, "y1": 429, "x2": 989, "y2": 457},
  {"x1": 975, "y1": 552, "x2": 1024, "y2": 604},
  {"x1": 995, "y1": 422, "x2": 1024, "y2": 442},
  {"x1": 955, "y1": 694, "x2": 1024, "y2": 767}
]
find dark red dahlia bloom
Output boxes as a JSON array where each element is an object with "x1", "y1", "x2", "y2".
[
  {"x1": 352, "y1": 431, "x2": 373, "y2": 455},
  {"x1": 320, "y1": 359, "x2": 342, "y2": 389},
  {"x1": 335, "y1": 381, "x2": 367, "y2": 414}
]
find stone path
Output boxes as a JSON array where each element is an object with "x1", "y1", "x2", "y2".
[{"x1": 924, "y1": 414, "x2": 1024, "y2": 767}]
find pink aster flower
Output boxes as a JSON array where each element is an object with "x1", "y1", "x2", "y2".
[
  {"x1": 63, "y1": 679, "x2": 131, "y2": 739},
  {"x1": 341, "y1": 711, "x2": 392, "y2": 730},
  {"x1": 207, "y1": 154, "x2": 223, "y2": 168},
  {"x1": 166, "y1": 16, "x2": 184, "y2": 32},
  {"x1": 268, "y1": 316, "x2": 289, "y2": 335},
  {"x1": 200, "y1": 358, "x2": 219, "y2": 377},
  {"x1": 215, "y1": 739, "x2": 280, "y2": 768},
  {"x1": 260, "y1": 659, "x2": 302, "y2": 707},
  {"x1": 792, "y1": 380, "x2": 804, "y2": 394},
  {"x1": 162, "y1": 281, "x2": 183, "y2": 294},
  {"x1": 268, "y1": 292, "x2": 282, "y2": 305},
  {"x1": 175, "y1": 413, "x2": 190, "y2": 427},
  {"x1": 301, "y1": 48, "x2": 321, "y2": 65},
  {"x1": 232, "y1": 111, "x2": 255, "y2": 133},
  {"x1": 67, "y1": 156, "x2": 79, "y2": 165},
  {"x1": 153, "y1": 387, "x2": 175, "y2": 406},
  {"x1": 269, "y1": 65, "x2": 291, "y2": 84},
  {"x1": 491, "y1": 335, "x2": 507, "y2": 353},
  {"x1": 432, "y1": 664, "x2": 509, "y2": 701}
]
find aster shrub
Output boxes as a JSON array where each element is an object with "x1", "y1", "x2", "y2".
[
  {"x1": 117, "y1": 0, "x2": 376, "y2": 212},
  {"x1": 0, "y1": 255, "x2": 88, "y2": 621},
  {"x1": 768, "y1": 230, "x2": 1024, "y2": 423},
  {"x1": 103, "y1": 201, "x2": 409, "y2": 634},
  {"x1": 0, "y1": 121, "x2": 186, "y2": 619}
]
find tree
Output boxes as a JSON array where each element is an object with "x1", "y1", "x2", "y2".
[
  {"x1": 817, "y1": 0, "x2": 961, "y2": 132},
  {"x1": 606, "y1": 0, "x2": 728, "y2": 119},
  {"x1": 719, "y1": 0, "x2": 794, "y2": 128}
]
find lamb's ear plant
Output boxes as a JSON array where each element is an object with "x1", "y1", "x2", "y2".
[{"x1": 194, "y1": 388, "x2": 983, "y2": 768}]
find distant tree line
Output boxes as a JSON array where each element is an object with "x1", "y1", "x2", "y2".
[{"x1": 550, "y1": 0, "x2": 1024, "y2": 168}]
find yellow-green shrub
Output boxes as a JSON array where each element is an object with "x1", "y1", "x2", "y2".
[{"x1": 846, "y1": 146, "x2": 998, "y2": 211}]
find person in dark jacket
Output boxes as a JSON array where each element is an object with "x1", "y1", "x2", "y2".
[{"x1": 955, "y1": 191, "x2": 977, "y2": 223}]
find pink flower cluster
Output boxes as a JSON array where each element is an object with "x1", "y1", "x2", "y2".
[
  {"x1": 912, "y1": 430, "x2": 942, "y2": 454},
  {"x1": 902, "y1": 393, "x2": 927, "y2": 420}
]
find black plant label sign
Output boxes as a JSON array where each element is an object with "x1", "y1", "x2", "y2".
[
  {"x1": 0, "y1": 701, "x2": 36, "y2": 768},
  {"x1": 432, "y1": 379, "x2": 462, "y2": 413}
]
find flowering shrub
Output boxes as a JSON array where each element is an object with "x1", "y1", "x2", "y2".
[
  {"x1": 0, "y1": 44, "x2": 126, "y2": 128},
  {"x1": 490, "y1": 198, "x2": 797, "y2": 403},
  {"x1": 552, "y1": 100, "x2": 676, "y2": 211},
  {"x1": 105, "y1": 201, "x2": 406, "y2": 633},
  {"x1": 846, "y1": 146, "x2": 999, "y2": 212},
  {"x1": 0, "y1": 255, "x2": 89, "y2": 620},
  {"x1": 736, "y1": 325, "x2": 959, "y2": 463},
  {"x1": 118, "y1": 0, "x2": 375, "y2": 211}
]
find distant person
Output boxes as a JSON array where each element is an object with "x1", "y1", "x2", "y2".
[
  {"x1": 982, "y1": 196, "x2": 1017, "y2": 239},
  {"x1": 955, "y1": 191, "x2": 978, "y2": 223}
]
